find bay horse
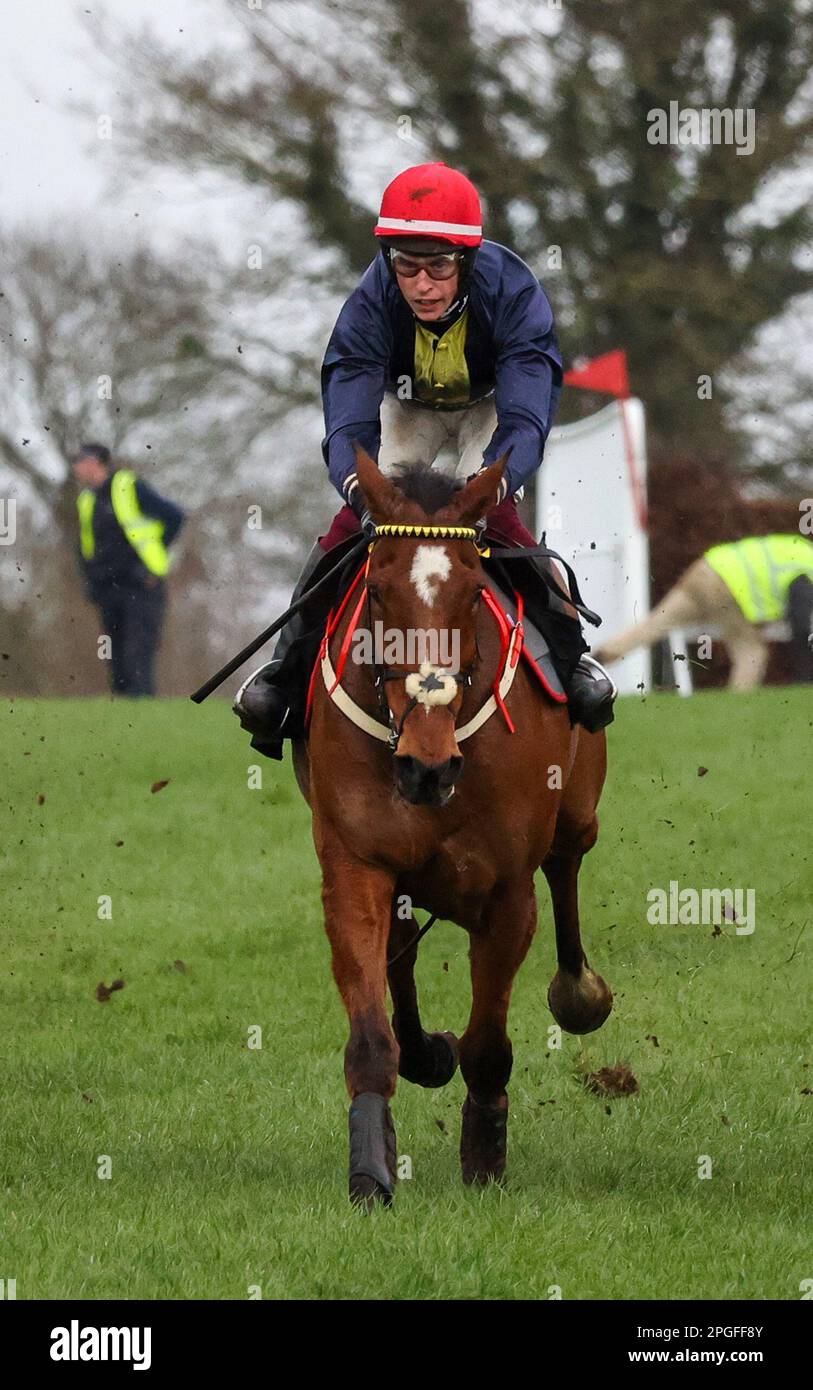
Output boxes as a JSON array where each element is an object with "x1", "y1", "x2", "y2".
[{"x1": 292, "y1": 449, "x2": 613, "y2": 1206}]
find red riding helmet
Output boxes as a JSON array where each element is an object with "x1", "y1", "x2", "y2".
[{"x1": 374, "y1": 162, "x2": 483, "y2": 248}]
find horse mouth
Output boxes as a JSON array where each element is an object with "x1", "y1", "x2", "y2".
[{"x1": 394, "y1": 755, "x2": 462, "y2": 807}]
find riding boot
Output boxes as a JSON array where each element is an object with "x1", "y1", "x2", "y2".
[
  {"x1": 565, "y1": 653, "x2": 617, "y2": 732},
  {"x1": 538, "y1": 592, "x2": 617, "y2": 733},
  {"x1": 232, "y1": 542, "x2": 326, "y2": 759}
]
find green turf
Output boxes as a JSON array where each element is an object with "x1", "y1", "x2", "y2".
[{"x1": 1, "y1": 690, "x2": 811, "y2": 1300}]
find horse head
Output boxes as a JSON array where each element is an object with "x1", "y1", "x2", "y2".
[{"x1": 354, "y1": 446, "x2": 507, "y2": 807}]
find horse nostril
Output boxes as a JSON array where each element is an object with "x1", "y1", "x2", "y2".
[
  {"x1": 439, "y1": 756, "x2": 463, "y2": 788},
  {"x1": 395, "y1": 755, "x2": 463, "y2": 804},
  {"x1": 395, "y1": 755, "x2": 421, "y2": 791}
]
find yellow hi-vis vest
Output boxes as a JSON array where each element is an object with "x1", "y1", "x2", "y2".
[
  {"x1": 77, "y1": 469, "x2": 171, "y2": 577},
  {"x1": 704, "y1": 534, "x2": 813, "y2": 623}
]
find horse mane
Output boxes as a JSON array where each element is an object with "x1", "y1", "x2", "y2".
[{"x1": 391, "y1": 463, "x2": 462, "y2": 515}]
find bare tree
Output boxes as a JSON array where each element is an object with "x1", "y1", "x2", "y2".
[{"x1": 81, "y1": 0, "x2": 813, "y2": 479}]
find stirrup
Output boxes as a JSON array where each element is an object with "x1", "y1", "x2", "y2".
[
  {"x1": 232, "y1": 662, "x2": 277, "y2": 717},
  {"x1": 579, "y1": 652, "x2": 618, "y2": 699},
  {"x1": 232, "y1": 662, "x2": 293, "y2": 746},
  {"x1": 567, "y1": 654, "x2": 617, "y2": 734}
]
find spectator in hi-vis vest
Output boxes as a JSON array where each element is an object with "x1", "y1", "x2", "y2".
[
  {"x1": 593, "y1": 534, "x2": 813, "y2": 691},
  {"x1": 72, "y1": 443, "x2": 185, "y2": 696}
]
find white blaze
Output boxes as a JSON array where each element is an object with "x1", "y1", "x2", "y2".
[{"x1": 410, "y1": 545, "x2": 451, "y2": 606}]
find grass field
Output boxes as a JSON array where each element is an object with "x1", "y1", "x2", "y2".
[{"x1": 1, "y1": 689, "x2": 811, "y2": 1301}]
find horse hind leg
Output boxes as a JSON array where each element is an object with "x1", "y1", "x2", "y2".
[
  {"x1": 543, "y1": 819, "x2": 613, "y2": 1035},
  {"x1": 387, "y1": 906, "x2": 458, "y2": 1089}
]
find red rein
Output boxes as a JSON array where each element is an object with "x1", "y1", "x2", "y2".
[{"x1": 480, "y1": 587, "x2": 523, "y2": 734}]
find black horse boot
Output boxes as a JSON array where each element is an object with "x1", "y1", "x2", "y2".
[{"x1": 232, "y1": 542, "x2": 326, "y2": 760}]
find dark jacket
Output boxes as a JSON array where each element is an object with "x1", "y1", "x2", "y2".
[{"x1": 321, "y1": 240, "x2": 563, "y2": 498}]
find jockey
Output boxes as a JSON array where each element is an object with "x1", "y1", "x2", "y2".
[{"x1": 235, "y1": 162, "x2": 616, "y2": 757}]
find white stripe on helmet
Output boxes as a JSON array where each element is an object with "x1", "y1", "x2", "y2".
[{"x1": 376, "y1": 217, "x2": 482, "y2": 236}]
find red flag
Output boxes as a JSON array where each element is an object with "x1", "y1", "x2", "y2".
[{"x1": 564, "y1": 349, "x2": 630, "y2": 398}]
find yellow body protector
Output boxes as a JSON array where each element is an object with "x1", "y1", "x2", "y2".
[{"x1": 413, "y1": 311, "x2": 471, "y2": 407}]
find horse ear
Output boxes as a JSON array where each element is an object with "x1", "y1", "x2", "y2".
[
  {"x1": 353, "y1": 445, "x2": 403, "y2": 522},
  {"x1": 445, "y1": 453, "x2": 510, "y2": 526}
]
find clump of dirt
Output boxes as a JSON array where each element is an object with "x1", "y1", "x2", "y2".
[
  {"x1": 95, "y1": 978, "x2": 125, "y2": 1003},
  {"x1": 150, "y1": 779, "x2": 170, "y2": 794},
  {"x1": 582, "y1": 1064, "x2": 640, "y2": 1098}
]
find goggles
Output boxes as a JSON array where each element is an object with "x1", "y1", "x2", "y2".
[{"x1": 388, "y1": 248, "x2": 462, "y2": 281}]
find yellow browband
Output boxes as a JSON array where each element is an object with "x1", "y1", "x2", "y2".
[
  {"x1": 371, "y1": 522, "x2": 490, "y2": 555},
  {"x1": 373, "y1": 523, "x2": 477, "y2": 540}
]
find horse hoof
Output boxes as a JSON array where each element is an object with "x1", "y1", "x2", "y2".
[
  {"x1": 349, "y1": 1173, "x2": 394, "y2": 1210},
  {"x1": 348, "y1": 1092, "x2": 397, "y2": 1208},
  {"x1": 548, "y1": 967, "x2": 613, "y2": 1034},
  {"x1": 460, "y1": 1092, "x2": 508, "y2": 1186},
  {"x1": 397, "y1": 1028, "x2": 459, "y2": 1088}
]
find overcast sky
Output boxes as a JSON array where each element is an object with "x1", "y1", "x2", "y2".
[
  {"x1": 4, "y1": 3, "x2": 812, "y2": 254},
  {"x1": 0, "y1": 0, "x2": 242, "y2": 244}
]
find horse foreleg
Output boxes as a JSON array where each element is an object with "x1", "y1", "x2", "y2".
[
  {"x1": 318, "y1": 828, "x2": 400, "y2": 1208},
  {"x1": 543, "y1": 839, "x2": 613, "y2": 1035},
  {"x1": 458, "y1": 877, "x2": 537, "y2": 1185},
  {"x1": 388, "y1": 908, "x2": 459, "y2": 1088}
]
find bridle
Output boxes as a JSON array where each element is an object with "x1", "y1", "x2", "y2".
[
  {"x1": 314, "y1": 519, "x2": 525, "y2": 756},
  {"x1": 367, "y1": 522, "x2": 485, "y2": 753},
  {"x1": 314, "y1": 517, "x2": 596, "y2": 754}
]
